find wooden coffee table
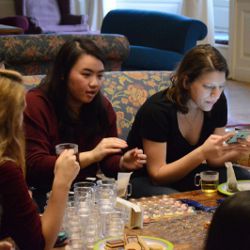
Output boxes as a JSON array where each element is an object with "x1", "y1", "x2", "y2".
[
  {"x1": 126, "y1": 190, "x2": 225, "y2": 250},
  {"x1": 55, "y1": 190, "x2": 225, "y2": 250}
]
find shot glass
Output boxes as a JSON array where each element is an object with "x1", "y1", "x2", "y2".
[{"x1": 55, "y1": 143, "x2": 78, "y2": 155}]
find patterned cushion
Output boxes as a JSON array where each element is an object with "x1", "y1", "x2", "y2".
[{"x1": 22, "y1": 71, "x2": 172, "y2": 139}]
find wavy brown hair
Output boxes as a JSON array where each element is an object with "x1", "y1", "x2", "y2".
[
  {"x1": 167, "y1": 44, "x2": 229, "y2": 113},
  {"x1": 0, "y1": 69, "x2": 25, "y2": 174}
]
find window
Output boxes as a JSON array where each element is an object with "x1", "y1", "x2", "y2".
[
  {"x1": 115, "y1": 0, "x2": 229, "y2": 45},
  {"x1": 213, "y1": 0, "x2": 229, "y2": 44},
  {"x1": 116, "y1": 0, "x2": 182, "y2": 14}
]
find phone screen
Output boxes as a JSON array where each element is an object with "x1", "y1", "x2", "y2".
[{"x1": 226, "y1": 130, "x2": 250, "y2": 144}]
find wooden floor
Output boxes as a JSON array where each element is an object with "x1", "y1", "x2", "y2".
[{"x1": 224, "y1": 79, "x2": 250, "y2": 127}]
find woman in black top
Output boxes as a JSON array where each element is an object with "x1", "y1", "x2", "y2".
[{"x1": 128, "y1": 44, "x2": 250, "y2": 197}]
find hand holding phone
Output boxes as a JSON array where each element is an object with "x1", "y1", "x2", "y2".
[{"x1": 226, "y1": 130, "x2": 250, "y2": 144}]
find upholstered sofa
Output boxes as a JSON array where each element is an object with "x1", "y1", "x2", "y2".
[
  {"x1": 20, "y1": 71, "x2": 250, "y2": 167},
  {"x1": 23, "y1": 71, "x2": 172, "y2": 140},
  {"x1": 0, "y1": 33, "x2": 129, "y2": 75}
]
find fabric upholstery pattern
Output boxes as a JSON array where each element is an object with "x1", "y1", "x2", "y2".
[
  {"x1": 0, "y1": 34, "x2": 129, "y2": 75},
  {"x1": 22, "y1": 71, "x2": 172, "y2": 139},
  {"x1": 102, "y1": 71, "x2": 172, "y2": 139}
]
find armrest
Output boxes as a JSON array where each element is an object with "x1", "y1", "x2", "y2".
[
  {"x1": 61, "y1": 14, "x2": 88, "y2": 25},
  {"x1": 0, "y1": 16, "x2": 29, "y2": 32}
]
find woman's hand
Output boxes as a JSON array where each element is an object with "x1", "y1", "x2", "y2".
[
  {"x1": 54, "y1": 149, "x2": 80, "y2": 188},
  {"x1": 201, "y1": 133, "x2": 250, "y2": 166},
  {"x1": 120, "y1": 148, "x2": 147, "y2": 171},
  {"x1": 91, "y1": 137, "x2": 128, "y2": 162}
]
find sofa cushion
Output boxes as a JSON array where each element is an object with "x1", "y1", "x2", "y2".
[{"x1": 102, "y1": 71, "x2": 172, "y2": 139}]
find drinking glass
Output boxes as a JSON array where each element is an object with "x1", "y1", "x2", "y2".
[
  {"x1": 194, "y1": 171, "x2": 219, "y2": 193},
  {"x1": 55, "y1": 143, "x2": 78, "y2": 155}
]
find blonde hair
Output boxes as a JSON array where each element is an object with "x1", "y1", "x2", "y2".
[{"x1": 0, "y1": 69, "x2": 26, "y2": 174}]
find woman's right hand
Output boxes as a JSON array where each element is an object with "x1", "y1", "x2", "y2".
[
  {"x1": 91, "y1": 137, "x2": 128, "y2": 162},
  {"x1": 200, "y1": 133, "x2": 250, "y2": 160},
  {"x1": 200, "y1": 133, "x2": 234, "y2": 159},
  {"x1": 54, "y1": 149, "x2": 80, "y2": 187}
]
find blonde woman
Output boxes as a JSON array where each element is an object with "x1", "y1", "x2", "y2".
[{"x1": 0, "y1": 69, "x2": 80, "y2": 250}]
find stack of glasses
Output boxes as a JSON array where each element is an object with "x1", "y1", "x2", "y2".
[{"x1": 63, "y1": 179, "x2": 127, "y2": 250}]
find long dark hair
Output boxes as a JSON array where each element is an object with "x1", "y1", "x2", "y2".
[
  {"x1": 167, "y1": 44, "x2": 229, "y2": 113},
  {"x1": 205, "y1": 191, "x2": 250, "y2": 250},
  {"x1": 40, "y1": 38, "x2": 108, "y2": 143}
]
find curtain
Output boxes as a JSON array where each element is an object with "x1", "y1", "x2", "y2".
[
  {"x1": 181, "y1": 0, "x2": 214, "y2": 45},
  {"x1": 71, "y1": 0, "x2": 116, "y2": 31},
  {"x1": 87, "y1": 0, "x2": 104, "y2": 31}
]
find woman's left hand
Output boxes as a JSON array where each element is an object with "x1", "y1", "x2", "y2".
[{"x1": 120, "y1": 148, "x2": 147, "y2": 171}]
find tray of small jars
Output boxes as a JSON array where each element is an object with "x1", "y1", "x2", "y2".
[{"x1": 129, "y1": 195, "x2": 196, "y2": 223}]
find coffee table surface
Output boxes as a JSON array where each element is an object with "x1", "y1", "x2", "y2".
[
  {"x1": 56, "y1": 190, "x2": 225, "y2": 250},
  {"x1": 125, "y1": 190, "x2": 224, "y2": 250}
]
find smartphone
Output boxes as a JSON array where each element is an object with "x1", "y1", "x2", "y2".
[{"x1": 226, "y1": 130, "x2": 250, "y2": 144}]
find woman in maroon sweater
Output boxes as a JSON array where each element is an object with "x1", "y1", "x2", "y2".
[
  {"x1": 0, "y1": 69, "x2": 80, "y2": 250},
  {"x1": 24, "y1": 38, "x2": 146, "y2": 211}
]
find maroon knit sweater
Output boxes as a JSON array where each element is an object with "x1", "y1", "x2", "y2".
[
  {"x1": 24, "y1": 88, "x2": 121, "y2": 192},
  {"x1": 0, "y1": 161, "x2": 45, "y2": 250}
]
